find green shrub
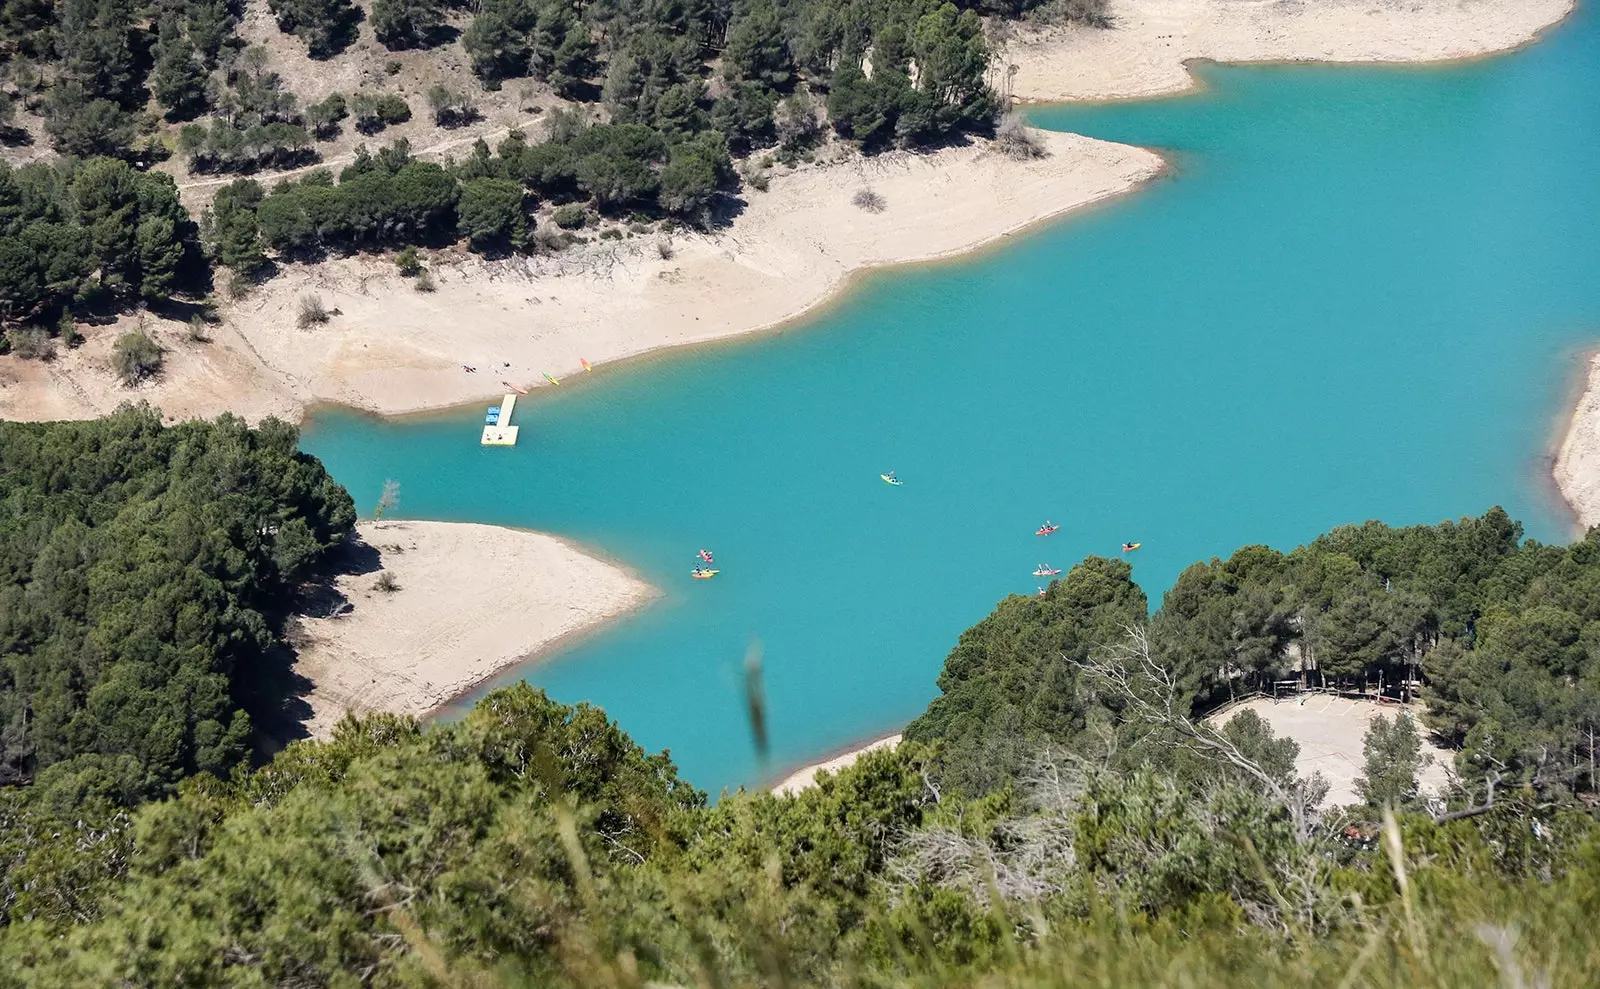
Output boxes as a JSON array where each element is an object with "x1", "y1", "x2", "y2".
[
  {"x1": 112, "y1": 331, "x2": 163, "y2": 384},
  {"x1": 395, "y1": 245, "x2": 422, "y2": 276},
  {"x1": 553, "y1": 203, "x2": 586, "y2": 229}
]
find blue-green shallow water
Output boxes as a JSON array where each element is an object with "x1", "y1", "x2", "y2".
[{"x1": 302, "y1": 5, "x2": 1600, "y2": 794}]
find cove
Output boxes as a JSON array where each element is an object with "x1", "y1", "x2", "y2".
[{"x1": 302, "y1": 6, "x2": 1600, "y2": 794}]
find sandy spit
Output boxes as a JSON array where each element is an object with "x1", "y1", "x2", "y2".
[
  {"x1": 1004, "y1": 0, "x2": 1576, "y2": 104},
  {"x1": 290, "y1": 520, "x2": 655, "y2": 738},
  {"x1": 770, "y1": 734, "x2": 903, "y2": 795},
  {"x1": 1555, "y1": 353, "x2": 1600, "y2": 531}
]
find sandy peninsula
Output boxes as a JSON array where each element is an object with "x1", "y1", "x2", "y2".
[
  {"x1": 1004, "y1": 0, "x2": 1575, "y2": 104},
  {"x1": 772, "y1": 734, "x2": 903, "y2": 796},
  {"x1": 290, "y1": 520, "x2": 654, "y2": 738},
  {"x1": 1555, "y1": 353, "x2": 1600, "y2": 532}
]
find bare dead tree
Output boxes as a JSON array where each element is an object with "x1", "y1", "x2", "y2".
[{"x1": 1071, "y1": 625, "x2": 1323, "y2": 844}]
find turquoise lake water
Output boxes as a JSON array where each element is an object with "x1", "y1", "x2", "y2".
[{"x1": 302, "y1": 5, "x2": 1600, "y2": 794}]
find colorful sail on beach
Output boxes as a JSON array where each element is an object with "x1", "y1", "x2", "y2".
[
  {"x1": 543, "y1": 372, "x2": 561, "y2": 386},
  {"x1": 580, "y1": 358, "x2": 592, "y2": 372}
]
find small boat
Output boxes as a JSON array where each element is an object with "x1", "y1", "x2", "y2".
[
  {"x1": 691, "y1": 567, "x2": 719, "y2": 579},
  {"x1": 1033, "y1": 565, "x2": 1061, "y2": 577},
  {"x1": 698, "y1": 549, "x2": 714, "y2": 563},
  {"x1": 580, "y1": 358, "x2": 593, "y2": 372},
  {"x1": 880, "y1": 471, "x2": 903, "y2": 486},
  {"x1": 1121, "y1": 542, "x2": 1142, "y2": 553},
  {"x1": 1036, "y1": 521, "x2": 1059, "y2": 536},
  {"x1": 1037, "y1": 586, "x2": 1048, "y2": 597},
  {"x1": 543, "y1": 372, "x2": 561, "y2": 386}
]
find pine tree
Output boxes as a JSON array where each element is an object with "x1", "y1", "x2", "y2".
[
  {"x1": 371, "y1": 0, "x2": 445, "y2": 50},
  {"x1": 150, "y1": 16, "x2": 209, "y2": 121}
]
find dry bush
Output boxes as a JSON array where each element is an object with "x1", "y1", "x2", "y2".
[
  {"x1": 996, "y1": 112, "x2": 1047, "y2": 160},
  {"x1": 852, "y1": 188, "x2": 886, "y2": 213},
  {"x1": 6, "y1": 325, "x2": 54, "y2": 360},
  {"x1": 533, "y1": 225, "x2": 569, "y2": 253},
  {"x1": 113, "y1": 331, "x2": 163, "y2": 385},
  {"x1": 374, "y1": 571, "x2": 399, "y2": 593},
  {"x1": 297, "y1": 293, "x2": 329, "y2": 328},
  {"x1": 655, "y1": 236, "x2": 674, "y2": 260},
  {"x1": 187, "y1": 315, "x2": 212, "y2": 342},
  {"x1": 414, "y1": 271, "x2": 437, "y2": 293}
]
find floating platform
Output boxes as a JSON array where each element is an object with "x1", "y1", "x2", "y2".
[{"x1": 480, "y1": 393, "x2": 519, "y2": 446}]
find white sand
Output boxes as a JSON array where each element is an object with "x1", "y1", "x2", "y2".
[
  {"x1": 1005, "y1": 0, "x2": 1575, "y2": 104},
  {"x1": 0, "y1": 312, "x2": 298, "y2": 425},
  {"x1": 1555, "y1": 353, "x2": 1600, "y2": 531},
  {"x1": 1216, "y1": 695, "x2": 1452, "y2": 807},
  {"x1": 290, "y1": 520, "x2": 655, "y2": 737},
  {"x1": 771, "y1": 734, "x2": 903, "y2": 795}
]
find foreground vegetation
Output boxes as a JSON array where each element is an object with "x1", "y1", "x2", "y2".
[{"x1": 0, "y1": 430, "x2": 1595, "y2": 985}]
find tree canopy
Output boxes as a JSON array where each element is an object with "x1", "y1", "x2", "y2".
[{"x1": 0, "y1": 408, "x2": 355, "y2": 807}]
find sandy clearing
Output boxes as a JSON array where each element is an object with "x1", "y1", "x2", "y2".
[
  {"x1": 290, "y1": 520, "x2": 655, "y2": 738},
  {"x1": 1217, "y1": 694, "x2": 1452, "y2": 807}
]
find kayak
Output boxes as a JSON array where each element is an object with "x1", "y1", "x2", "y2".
[
  {"x1": 1037, "y1": 586, "x2": 1048, "y2": 597},
  {"x1": 543, "y1": 372, "x2": 561, "y2": 386},
  {"x1": 1033, "y1": 565, "x2": 1061, "y2": 577},
  {"x1": 698, "y1": 549, "x2": 714, "y2": 563},
  {"x1": 691, "y1": 568, "x2": 719, "y2": 579},
  {"x1": 1121, "y1": 542, "x2": 1142, "y2": 553},
  {"x1": 580, "y1": 358, "x2": 592, "y2": 372},
  {"x1": 881, "y1": 473, "x2": 903, "y2": 486},
  {"x1": 1036, "y1": 523, "x2": 1059, "y2": 536}
]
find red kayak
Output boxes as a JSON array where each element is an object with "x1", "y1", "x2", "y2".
[
  {"x1": 698, "y1": 549, "x2": 714, "y2": 563},
  {"x1": 1036, "y1": 521, "x2": 1059, "y2": 536}
]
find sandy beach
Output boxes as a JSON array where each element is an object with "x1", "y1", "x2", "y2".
[
  {"x1": 1004, "y1": 0, "x2": 1575, "y2": 104},
  {"x1": 771, "y1": 734, "x2": 903, "y2": 795},
  {"x1": 1555, "y1": 353, "x2": 1600, "y2": 531},
  {"x1": 289, "y1": 520, "x2": 655, "y2": 738}
]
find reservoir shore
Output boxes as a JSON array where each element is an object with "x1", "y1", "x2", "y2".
[
  {"x1": 0, "y1": 0, "x2": 1583, "y2": 747},
  {"x1": 290, "y1": 520, "x2": 655, "y2": 738}
]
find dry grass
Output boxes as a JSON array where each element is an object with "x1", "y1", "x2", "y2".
[
  {"x1": 297, "y1": 293, "x2": 330, "y2": 328},
  {"x1": 852, "y1": 187, "x2": 886, "y2": 213}
]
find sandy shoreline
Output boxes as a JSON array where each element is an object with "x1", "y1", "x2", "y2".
[
  {"x1": 771, "y1": 734, "x2": 903, "y2": 795},
  {"x1": 1555, "y1": 353, "x2": 1600, "y2": 532},
  {"x1": 1005, "y1": 0, "x2": 1575, "y2": 104},
  {"x1": 290, "y1": 520, "x2": 655, "y2": 738}
]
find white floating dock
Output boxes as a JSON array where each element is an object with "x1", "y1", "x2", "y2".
[{"x1": 481, "y1": 393, "x2": 520, "y2": 446}]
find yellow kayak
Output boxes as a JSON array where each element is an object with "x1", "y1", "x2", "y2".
[
  {"x1": 880, "y1": 473, "x2": 903, "y2": 486},
  {"x1": 543, "y1": 372, "x2": 561, "y2": 386},
  {"x1": 1121, "y1": 542, "x2": 1142, "y2": 553},
  {"x1": 691, "y1": 568, "x2": 719, "y2": 579}
]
